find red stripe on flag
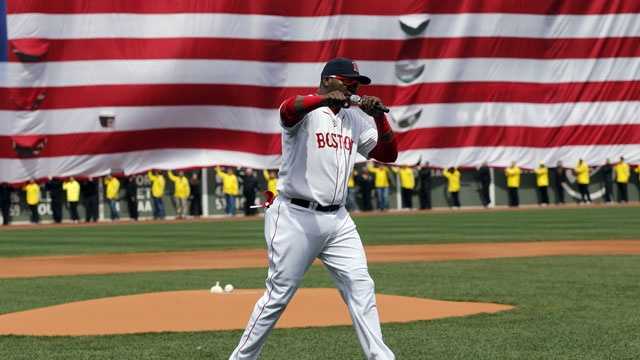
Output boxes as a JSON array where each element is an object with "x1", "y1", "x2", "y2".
[
  {"x1": 8, "y1": 37, "x2": 640, "y2": 63},
  {"x1": 0, "y1": 128, "x2": 282, "y2": 159},
  {"x1": 7, "y1": 0, "x2": 640, "y2": 15},
  {"x1": 396, "y1": 124, "x2": 640, "y2": 150},
  {"x1": 2, "y1": 81, "x2": 639, "y2": 110},
  {"x1": 1, "y1": 124, "x2": 638, "y2": 158}
]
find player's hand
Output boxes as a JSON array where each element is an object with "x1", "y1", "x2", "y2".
[
  {"x1": 359, "y1": 96, "x2": 386, "y2": 117},
  {"x1": 323, "y1": 90, "x2": 349, "y2": 108}
]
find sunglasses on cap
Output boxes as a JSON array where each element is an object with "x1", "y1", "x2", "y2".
[{"x1": 326, "y1": 75, "x2": 360, "y2": 87}]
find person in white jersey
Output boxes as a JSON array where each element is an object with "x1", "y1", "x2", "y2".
[{"x1": 229, "y1": 57, "x2": 398, "y2": 360}]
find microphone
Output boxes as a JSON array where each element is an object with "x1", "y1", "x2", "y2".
[{"x1": 346, "y1": 95, "x2": 390, "y2": 113}]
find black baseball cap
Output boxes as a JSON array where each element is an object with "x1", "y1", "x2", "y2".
[{"x1": 321, "y1": 57, "x2": 371, "y2": 85}]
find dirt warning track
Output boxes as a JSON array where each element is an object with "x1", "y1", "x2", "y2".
[{"x1": 0, "y1": 240, "x2": 639, "y2": 279}]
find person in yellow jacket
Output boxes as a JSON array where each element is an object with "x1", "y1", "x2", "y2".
[
  {"x1": 534, "y1": 162, "x2": 549, "y2": 206},
  {"x1": 442, "y1": 167, "x2": 461, "y2": 208},
  {"x1": 392, "y1": 164, "x2": 416, "y2": 209},
  {"x1": 104, "y1": 175, "x2": 121, "y2": 221},
  {"x1": 263, "y1": 169, "x2": 278, "y2": 196},
  {"x1": 23, "y1": 179, "x2": 41, "y2": 224},
  {"x1": 574, "y1": 159, "x2": 591, "y2": 204},
  {"x1": 147, "y1": 170, "x2": 166, "y2": 219},
  {"x1": 217, "y1": 166, "x2": 239, "y2": 216},
  {"x1": 614, "y1": 156, "x2": 630, "y2": 203},
  {"x1": 168, "y1": 170, "x2": 191, "y2": 219},
  {"x1": 63, "y1": 177, "x2": 81, "y2": 223},
  {"x1": 505, "y1": 162, "x2": 521, "y2": 207},
  {"x1": 367, "y1": 162, "x2": 391, "y2": 210}
]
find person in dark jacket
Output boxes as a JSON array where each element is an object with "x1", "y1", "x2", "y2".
[
  {"x1": 554, "y1": 161, "x2": 567, "y2": 204},
  {"x1": 124, "y1": 176, "x2": 139, "y2": 221},
  {"x1": 418, "y1": 162, "x2": 432, "y2": 210},
  {"x1": 355, "y1": 169, "x2": 375, "y2": 211},
  {"x1": 45, "y1": 177, "x2": 64, "y2": 223},
  {"x1": 241, "y1": 168, "x2": 259, "y2": 216},
  {"x1": 0, "y1": 182, "x2": 12, "y2": 226},
  {"x1": 601, "y1": 159, "x2": 614, "y2": 203},
  {"x1": 476, "y1": 162, "x2": 491, "y2": 208},
  {"x1": 81, "y1": 177, "x2": 99, "y2": 222},
  {"x1": 189, "y1": 173, "x2": 202, "y2": 217}
]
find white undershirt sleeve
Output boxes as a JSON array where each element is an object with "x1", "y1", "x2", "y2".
[{"x1": 357, "y1": 122, "x2": 378, "y2": 159}]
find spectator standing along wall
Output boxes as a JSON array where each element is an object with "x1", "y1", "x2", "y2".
[
  {"x1": 418, "y1": 163, "x2": 432, "y2": 210},
  {"x1": 168, "y1": 170, "x2": 190, "y2": 219},
  {"x1": 124, "y1": 176, "x2": 139, "y2": 221},
  {"x1": 64, "y1": 177, "x2": 81, "y2": 223},
  {"x1": 393, "y1": 165, "x2": 416, "y2": 209},
  {"x1": 368, "y1": 162, "x2": 391, "y2": 211},
  {"x1": 601, "y1": 159, "x2": 614, "y2": 203},
  {"x1": 45, "y1": 178, "x2": 64, "y2": 223},
  {"x1": 147, "y1": 170, "x2": 166, "y2": 219},
  {"x1": 443, "y1": 167, "x2": 461, "y2": 208},
  {"x1": 574, "y1": 159, "x2": 591, "y2": 204},
  {"x1": 614, "y1": 157, "x2": 630, "y2": 203},
  {"x1": 554, "y1": 162, "x2": 567, "y2": 204},
  {"x1": 104, "y1": 175, "x2": 121, "y2": 221},
  {"x1": 534, "y1": 163, "x2": 550, "y2": 206},
  {"x1": 23, "y1": 180, "x2": 40, "y2": 224},
  {"x1": 505, "y1": 162, "x2": 521, "y2": 207},
  {"x1": 217, "y1": 166, "x2": 239, "y2": 216},
  {"x1": 0, "y1": 183, "x2": 12, "y2": 225}
]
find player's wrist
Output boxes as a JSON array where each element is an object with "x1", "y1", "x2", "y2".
[{"x1": 374, "y1": 115, "x2": 393, "y2": 141}]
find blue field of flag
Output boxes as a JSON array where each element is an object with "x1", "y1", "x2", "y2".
[{"x1": 0, "y1": 0, "x2": 7, "y2": 61}]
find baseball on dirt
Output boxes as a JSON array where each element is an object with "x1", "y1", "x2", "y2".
[
  {"x1": 224, "y1": 284, "x2": 234, "y2": 293},
  {"x1": 210, "y1": 281, "x2": 223, "y2": 294}
]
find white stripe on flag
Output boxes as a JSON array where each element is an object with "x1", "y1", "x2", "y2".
[
  {"x1": 0, "y1": 149, "x2": 280, "y2": 184},
  {"x1": 398, "y1": 144, "x2": 640, "y2": 170},
  {"x1": 2, "y1": 101, "x2": 640, "y2": 136},
  {"x1": 8, "y1": 13, "x2": 640, "y2": 40},
  {"x1": 6, "y1": 57, "x2": 640, "y2": 88}
]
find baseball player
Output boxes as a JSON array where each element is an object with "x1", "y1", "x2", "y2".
[{"x1": 229, "y1": 57, "x2": 397, "y2": 360}]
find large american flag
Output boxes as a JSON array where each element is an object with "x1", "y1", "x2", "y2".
[{"x1": 1, "y1": 1, "x2": 639, "y2": 183}]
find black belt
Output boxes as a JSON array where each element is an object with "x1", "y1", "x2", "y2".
[{"x1": 290, "y1": 198, "x2": 342, "y2": 212}]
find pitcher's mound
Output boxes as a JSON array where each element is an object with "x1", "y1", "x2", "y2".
[{"x1": 0, "y1": 288, "x2": 513, "y2": 336}]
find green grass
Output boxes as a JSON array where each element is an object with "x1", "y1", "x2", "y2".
[
  {"x1": 1, "y1": 206, "x2": 638, "y2": 359},
  {"x1": 1, "y1": 256, "x2": 639, "y2": 359},
  {"x1": 0, "y1": 206, "x2": 639, "y2": 257}
]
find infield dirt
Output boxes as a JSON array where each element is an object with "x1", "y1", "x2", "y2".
[
  {"x1": 1, "y1": 240, "x2": 638, "y2": 336},
  {"x1": 0, "y1": 288, "x2": 514, "y2": 336},
  {"x1": 0, "y1": 240, "x2": 638, "y2": 279}
]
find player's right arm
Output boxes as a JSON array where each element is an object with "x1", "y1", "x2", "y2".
[{"x1": 279, "y1": 91, "x2": 347, "y2": 129}]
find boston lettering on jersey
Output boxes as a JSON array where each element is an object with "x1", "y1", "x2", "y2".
[{"x1": 315, "y1": 132, "x2": 353, "y2": 152}]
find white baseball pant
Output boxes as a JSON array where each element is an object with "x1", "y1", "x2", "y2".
[{"x1": 229, "y1": 196, "x2": 395, "y2": 360}]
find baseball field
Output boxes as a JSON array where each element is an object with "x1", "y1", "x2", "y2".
[{"x1": 1, "y1": 205, "x2": 639, "y2": 359}]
